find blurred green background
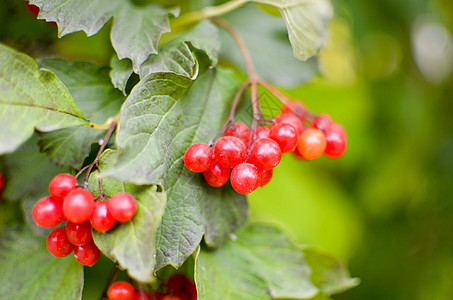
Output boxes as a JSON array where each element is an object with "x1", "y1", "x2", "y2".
[{"x1": 2, "y1": 0, "x2": 453, "y2": 299}]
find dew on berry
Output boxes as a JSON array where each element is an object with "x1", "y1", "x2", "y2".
[
  {"x1": 47, "y1": 227, "x2": 74, "y2": 258},
  {"x1": 248, "y1": 138, "x2": 282, "y2": 170},
  {"x1": 230, "y1": 163, "x2": 261, "y2": 194},
  {"x1": 184, "y1": 143, "x2": 214, "y2": 172},
  {"x1": 214, "y1": 136, "x2": 247, "y2": 168}
]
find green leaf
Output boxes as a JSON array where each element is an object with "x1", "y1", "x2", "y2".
[
  {"x1": 0, "y1": 43, "x2": 88, "y2": 155},
  {"x1": 29, "y1": 0, "x2": 178, "y2": 71},
  {"x1": 88, "y1": 150, "x2": 167, "y2": 283},
  {"x1": 35, "y1": 58, "x2": 124, "y2": 168},
  {"x1": 110, "y1": 56, "x2": 134, "y2": 95},
  {"x1": 302, "y1": 247, "x2": 360, "y2": 296},
  {"x1": 1, "y1": 135, "x2": 66, "y2": 202},
  {"x1": 140, "y1": 20, "x2": 221, "y2": 79},
  {"x1": 0, "y1": 227, "x2": 84, "y2": 300},
  {"x1": 255, "y1": 0, "x2": 333, "y2": 61},
  {"x1": 195, "y1": 223, "x2": 319, "y2": 300},
  {"x1": 105, "y1": 69, "x2": 248, "y2": 269},
  {"x1": 222, "y1": 5, "x2": 318, "y2": 87}
]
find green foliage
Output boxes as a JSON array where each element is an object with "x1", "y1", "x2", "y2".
[
  {"x1": 89, "y1": 150, "x2": 166, "y2": 282},
  {"x1": 29, "y1": 0, "x2": 178, "y2": 71},
  {"x1": 0, "y1": 44, "x2": 88, "y2": 154},
  {"x1": 195, "y1": 224, "x2": 356, "y2": 300},
  {"x1": 0, "y1": 0, "x2": 363, "y2": 299},
  {"x1": 266, "y1": 0, "x2": 333, "y2": 60},
  {"x1": 0, "y1": 228, "x2": 84, "y2": 300},
  {"x1": 104, "y1": 69, "x2": 248, "y2": 269},
  {"x1": 36, "y1": 58, "x2": 124, "y2": 168}
]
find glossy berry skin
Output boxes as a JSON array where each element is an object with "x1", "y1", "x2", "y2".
[
  {"x1": 90, "y1": 200, "x2": 116, "y2": 232},
  {"x1": 63, "y1": 188, "x2": 95, "y2": 223},
  {"x1": 108, "y1": 193, "x2": 137, "y2": 223},
  {"x1": 47, "y1": 228, "x2": 74, "y2": 258},
  {"x1": 275, "y1": 113, "x2": 304, "y2": 136},
  {"x1": 184, "y1": 143, "x2": 214, "y2": 173},
  {"x1": 259, "y1": 169, "x2": 273, "y2": 187},
  {"x1": 203, "y1": 161, "x2": 230, "y2": 188},
  {"x1": 248, "y1": 138, "x2": 282, "y2": 170},
  {"x1": 49, "y1": 174, "x2": 78, "y2": 201},
  {"x1": 65, "y1": 221, "x2": 92, "y2": 246},
  {"x1": 313, "y1": 114, "x2": 333, "y2": 131},
  {"x1": 282, "y1": 100, "x2": 306, "y2": 119},
  {"x1": 269, "y1": 123, "x2": 298, "y2": 153},
  {"x1": 297, "y1": 128, "x2": 327, "y2": 160},
  {"x1": 33, "y1": 196, "x2": 65, "y2": 228},
  {"x1": 255, "y1": 126, "x2": 270, "y2": 140},
  {"x1": 107, "y1": 281, "x2": 136, "y2": 300},
  {"x1": 214, "y1": 136, "x2": 247, "y2": 168},
  {"x1": 224, "y1": 122, "x2": 251, "y2": 145},
  {"x1": 230, "y1": 163, "x2": 261, "y2": 194},
  {"x1": 324, "y1": 123, "x2": 347, "y2": 159},
  {"x1": 74, "y1": 241, "x2": 100, "y2": 267}
]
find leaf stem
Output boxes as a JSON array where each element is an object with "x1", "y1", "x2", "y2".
[
  {"x1": 171, "y1": 0, "x2": 249, "y2": 30},
  {"x1": 88, "y1": 112, "x2": 121, "y2": 131}
]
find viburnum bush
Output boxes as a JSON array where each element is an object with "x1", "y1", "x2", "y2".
[{"x1": 0, "y1": 0, "x2": 358, "y2": 299}]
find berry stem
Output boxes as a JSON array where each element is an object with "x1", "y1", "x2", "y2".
[
  {"x1": 211, "y1": 17, "x2": 258, "y2": 80},
  {"x1": 256, "y1": 80, "x2": 291, "y2": 107},
  {"x1": 209, "y1": 80, "x2": 251, "y2": 147},
  {"x1": 100, "y1": 265, "x2": 121, "y2": 300},
  {"x1": 82, "y1": 117, "x2": 119, "y2": 189},
  {"x1": 138, "y1": 282, "x2": 146, "y2": 300}
]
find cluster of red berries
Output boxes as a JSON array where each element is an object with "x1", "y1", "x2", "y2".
[
  {"x1": 32, "y1": 173, "x2": 138, "y2": 266},
  {"x1": 184, "y1": 100, "x2": 347, "y2": 195},
  {"x1": 107, "y1": 274, "x2": 196, "y2": 300}
]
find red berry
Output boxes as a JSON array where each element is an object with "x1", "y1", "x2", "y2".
[
  {"x1": 134, "y1": 290, "x2": 151, "y2": 300},
  {"x1": 255, "y1": 126, "x2": 270, "y2": 140},
  {"x1": 65, "y1": 221, "x2": 92, "y2": 246},
  {"x1": 297, "y1": 128, "x2": 327, "y2": 160},
  {"x1": 292, "y1": 146, "x2": 306, "y2": 160},
  {"x1": 63, "y1": 188, "x2": 95, "y2": 223},
  {"x1": 184, "y1": 143, "x2": 214, "y2": 172},
  {"x1": 324, "y1": 123, "x2": 347, "y2": 159},
  {"x1": 269, "y1": 123, "x2": 298, "y2": 153},
  {"x1": 162, "y1": 297, "x2": 182, "y2": 300},
  {"x1": 313, "y1": 114, "x2": 333, "y2": 131},
  {"x1": 33, "y1": 196, "x2": 65, "y2": 228},
  {"x1": 230, "y1": 163, "x2": 261, "y2": 194},
  {"x1": 49, "y1": 174, "x2": 78, "y2": 201},
  {"x1": 248, "y1": 138, "x2": 282, "y2": 170},
  {"x1": 214, "y1": 136, "x2": 247, "y2": 168},
  {"x1": 47, "y1": 227, "x2": 74, "y2": 258},
  {"x1": 275, "y1": 113, "x2": 304, "y2": 136},
  {"x1": 259, "y1": 169, "x2": 273, "y2": 187},
  {"x1": 90, "y1": 200, "x2": 116, "y2": 232},
  {"x1": 0, "y1": 173, "x2": 4, "y2": 194},
  {"x1": 108, "y1": 193, "x2": 137, "y2": 223},
  {"x1": 107, "y1": 281, "x2": 136, "y2": 300},
  {"x1": 203, "y1": 161, "x2": 230, "y2": 187},
  {"x1": 154, "y1": 292, "x2": 166, "y2": 300},
  {"x1": 224, "y1": 122, "x2": 251, "y2": 144},
  {"x1": 282, "y1": 100, "x2": 306, "y2": 119},
  {"x1": 74, "y1": 241, "x2": 100, "y2": 267}
]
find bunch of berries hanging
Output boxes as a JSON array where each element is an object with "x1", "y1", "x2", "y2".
[
  {"x1": 32, "y1": 173, "x2": 138, "y2": 266},
  {"x1": 184, "y1": 100, "x2": 347, "y2": 195}
]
